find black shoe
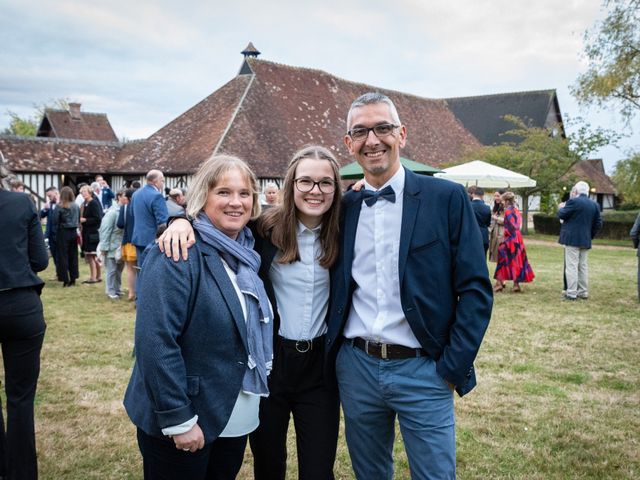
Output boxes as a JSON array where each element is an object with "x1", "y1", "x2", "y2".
[{"x1": 562, "y1": 295, "x2": 577, "y2": 301}]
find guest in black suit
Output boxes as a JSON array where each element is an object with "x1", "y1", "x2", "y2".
[
  {"x1": 40, "y1": 186, "x2": 60, "y2": 277},
  {"x1": 79, "y1": 185, "x2": 103, "y2": 283},
  {"x1": 0, "y1": 162, "x2": 48, "y2": 480},
  {"x1": 468, "y1": 186, "x2": 492, "y2": 256},
  {"x1": 54, "y1": 187, "x2": 80, "y2": 287}
]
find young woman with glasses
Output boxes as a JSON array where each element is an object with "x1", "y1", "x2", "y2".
[
  {"x1": 248, "y1": 146, "x2": 342, "y2": 480},
  {"x1": 159, "y1": 145, "x2": 343, "y2": 479}
]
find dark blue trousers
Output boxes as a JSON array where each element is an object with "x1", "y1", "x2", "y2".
[{"x1": 136, "y1": 429, "x2": 247, "y2": 480}]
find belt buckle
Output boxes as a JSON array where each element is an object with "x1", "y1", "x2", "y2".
[
  {"x1": 365, "y1": 340, "x2": 388, "y2": 359},
  {"x1": 295, "y1": 339, "x2": 311, "y2": 353}
]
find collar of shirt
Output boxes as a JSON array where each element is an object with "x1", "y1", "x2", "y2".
[
  {"x1": 297, "y1": 220, "x2": 322, "y2": 236},
  {"x1": 363, "y1": 164, "x2": 405, "y2": 198}
]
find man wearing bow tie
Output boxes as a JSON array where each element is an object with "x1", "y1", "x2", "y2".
[{"x1": 325, "y1": 92, "x2": 493, "y2": 479}]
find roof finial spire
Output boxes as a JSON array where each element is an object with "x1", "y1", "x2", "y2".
[{"x1": 241, "y1": 42, "x2": 260, "y2": 58}]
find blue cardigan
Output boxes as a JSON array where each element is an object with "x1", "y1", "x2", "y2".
[{"x1": 123, "y1": 236, "x2": 249, "y2": 442}]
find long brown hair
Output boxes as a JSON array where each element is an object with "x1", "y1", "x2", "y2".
[
  {"x1": 258, "y1": 145, "x2": 342, "y2": 269},
  {"x1": 492, "y1": 188, "x2": 506, "y2": 214},
  {"x1": 59, "y1": 186, "x2": 75, "y2": 208}
]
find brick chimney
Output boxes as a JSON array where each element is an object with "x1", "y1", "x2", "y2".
[{"x1": 69, "y1": 102, "x2": 82, "y2": 120}]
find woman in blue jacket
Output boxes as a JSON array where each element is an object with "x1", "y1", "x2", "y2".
[{"x1": 124, "y1": 155, "x2": 273, "y2": 479}]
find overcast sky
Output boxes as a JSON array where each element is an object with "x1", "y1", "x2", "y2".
[{"x1": 1, "y1": 0, "x2": 638, "y2": 172}]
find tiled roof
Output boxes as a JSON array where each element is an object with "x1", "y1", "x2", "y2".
[
  {"x1": 38, "y1": 108, "x2": 119, "y2": 142},
  {"x1": 113, "y1": 75, "x2": 252, "y2": 174},
  {"x1": 117, "y1": 58, "x2": 480, "y2": 177},
  {"x1": 0, "y1": 136, "x2": 120, "y2": 173},
  {"x1": 570, "y1": 159, "x2": 617, "y2": 195},
  {"x1": 445, "y1": 90, "x2": 561, "y2": 145},
  {"x1": 5, "y1": 58, "x2": 573, "y2": 181}
]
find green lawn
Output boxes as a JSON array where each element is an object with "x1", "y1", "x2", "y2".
[{"x1": 2, "y1": 241, "x2": 638, "y2": 479}]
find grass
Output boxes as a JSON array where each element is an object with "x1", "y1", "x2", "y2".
[
  {"x1": 525, "y1": 232, "x2": 636, "y2": 248},
  {"x1": 1, "y1": 240, "x2": 638, "y2": 479}
]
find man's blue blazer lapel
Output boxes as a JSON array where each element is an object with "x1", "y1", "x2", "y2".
[
  {"x1": 201, "y1": 244, "x2": 248, "y2": 350},
  {"x1": 399, "y1": 169, "x2": 421, "y2": 283},
  {"x1": 342, "y1": 191, "x2": 363, "y2": 287}
]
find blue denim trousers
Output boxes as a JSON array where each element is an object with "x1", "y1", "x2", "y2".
[{"x1": 336, "y1": 341, "x2": 455, "y2": 480}]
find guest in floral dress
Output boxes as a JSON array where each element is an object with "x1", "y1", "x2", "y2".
[{"x1": 494, "y1": 191, "x2": 535, "y2": 292}]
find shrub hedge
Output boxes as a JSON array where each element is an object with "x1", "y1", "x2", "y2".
[{"x1": 533, "y1": 210, "x2": 639, "y2": 240}]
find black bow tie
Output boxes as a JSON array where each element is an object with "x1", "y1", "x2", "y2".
[{"x1": 363, "y1": 185, "x2": 396, "y2": 207}]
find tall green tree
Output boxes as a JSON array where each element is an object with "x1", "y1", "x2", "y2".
[
  {"x1": 612, "y1": 151, "x2": 640, "y2": 206},
  {"x1": 466, "y1": 116, "x2": 615, "y2": 233},
  {"x1": 2, "y1": 111, "x2": 38, "y2": 136},
  {"x1": 2, "y1": 99, "x2": 70, "y2": 136},
  {"x1": 572, "y1": 0, "x2": 640, "y2": 122}
]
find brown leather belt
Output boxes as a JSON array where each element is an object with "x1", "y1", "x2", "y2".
[{"x1": 351, "y1": 337, "x2": 426, "y2": 360}]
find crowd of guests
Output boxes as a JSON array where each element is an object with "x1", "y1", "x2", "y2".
[
  {"x1": 34, "y1": 175, "x2": 194, "y2": 302},
  {"x1": 1, "y1": 91, "x2": 638, "y2": 480}
]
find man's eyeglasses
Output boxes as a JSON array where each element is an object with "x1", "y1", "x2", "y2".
[
  {"x1": 294, "y1": 177, "x2": 336, "y2": 194},
  {"x1": 348, "y1": 123, "x2": 399, "y2": 142}
]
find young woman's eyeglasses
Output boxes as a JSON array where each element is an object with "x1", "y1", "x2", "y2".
[
  {"x1": 294, "y1": 177, "x2": 336, "y2": 194},
  {"x1": 347, "y1": 123, "x2": 399, "y2": 142}
]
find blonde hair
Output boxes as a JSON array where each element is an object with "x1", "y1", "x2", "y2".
[
  {"x1": 501, "y1": 191, "x2": 516, "y2": 206},
  {"x1": 186, "y1": 154, "x2": 261, "y2": 219}
]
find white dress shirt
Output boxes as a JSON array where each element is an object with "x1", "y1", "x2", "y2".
[
  {"x1": 343, "y1": 166, "x2": 421, "y2": 348},
  {"x1": 269, "y1": 222, "x2": 329, "y2": 340}
]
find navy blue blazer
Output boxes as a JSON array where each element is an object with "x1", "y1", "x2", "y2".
[
  {"x1": 101, "y1": 187, "x2": 115, "y2": 209},
  {"x1": 0, "y1": 190, "x2": 48, "y2": 291},
  {"x1": 557, "y1": 194, "x2": 603, "y2": 249},
  {"x1": 123, "y1": 237, "x2": 249, "y2": 442},
  {"x1": 116, "y1": 203, "x2": 135, "y2": 244},
  {"x1": 471, "y1": 199, "x2": 491, "y2": 246},
  {"x1": 131, "y1": 184, "x2": 169, "y2": 248},
  {"x1": 325, "y1": 169, "x2": 493, "y2": 397},
  {"x1": 40, "y1": 204, "x2": 59, "y2": 242}
]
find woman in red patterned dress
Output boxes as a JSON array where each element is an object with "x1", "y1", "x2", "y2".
[{"x1": 494, "y1": 191, "x2": 535, "y2": 292}]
